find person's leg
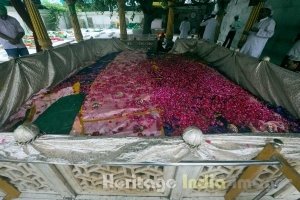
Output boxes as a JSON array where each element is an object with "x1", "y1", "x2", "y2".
[
  {"x1": 4, "y1": 49, "x2": 19, "y2": 59},
  {"x1": 222, "y1": 32, "x2": 230, "y2": 47},
  {"x1": 226, "y1": 31, "x2": 236, "y2": 48},
  {"x1": 18, "y1": 48, "x2": 30, "y2": 57}
]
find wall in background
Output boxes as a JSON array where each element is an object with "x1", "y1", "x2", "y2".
[
  {"x1": 73, "y1": 11, "x2": 144, "y2": 30},
  {"x1": 261, "y1": 0, "x2": 300, "y2": 65},
  {"x1": 6, "y1": 6, "x2": 144, "y2": 33}
]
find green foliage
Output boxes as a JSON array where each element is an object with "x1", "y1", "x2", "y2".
[
  {"x1": 75, "y1": 0, "x2": 152, "y2": 13},
  {"x1": 127, "y1": 22, "x2": 141, "y2": 29},
  {"x1": 160, "y1": 0, "x2": 168, "y2": 9},
  {"x1": 76, "y1": 0, "x2": 117, "y2": 12},
  {"x1": 75, "y1": 0, "x2": 141, "y2": 22},
  {"x1": 42, "y1": 0, "x2": 67, "y2": 30},
  {"x1": 73, "y1": 0, "x2": 209, "y2": 13}
]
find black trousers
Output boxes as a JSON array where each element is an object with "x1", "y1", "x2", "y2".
[{"x1": 222, "y1": 30, "x2": 236, "y2": 48}]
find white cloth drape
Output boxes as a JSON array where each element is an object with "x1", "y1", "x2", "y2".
[{"x1": 287, "y1": 40, "x2": 300, "y2": 61}]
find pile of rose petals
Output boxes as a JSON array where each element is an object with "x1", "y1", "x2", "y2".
[
  {"x1": 7, "y1": 51, "x2": 299, "y2": 136},
  {"x1": 144, "y1": 55, "x2": 291, "y2": 135},
  {"x1": 79, "y1": 51, "x2": 163, "y2": 136},
  {"x1": 78, "y1": 51, "x2": 292, "y2": 136}
]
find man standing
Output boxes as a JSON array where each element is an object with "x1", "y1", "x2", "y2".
[
  {"x1": 200, "y1": 13, "x2": 218, "y2": 43},
  {"x1": 179, "y1": 17, "x2": 190, "y2": 39},
  {"x1": 287, "y1": 34, "x2": 300, "y2": 61},
  {"x1": 222, "y1": 15, "x2": 241, "y2": 48},
  {"x1": 281, "y1": 33, "x2": 300, "y2": 71},
  {"x1": 240, "y1": 8, "x2": 275, "y2": 58},
  {"x1": 0, "y1": 6, "x2": 29, "y2": 59}
]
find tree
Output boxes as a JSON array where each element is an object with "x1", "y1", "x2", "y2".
[
  {"x1": 137, "y1": 0, "x2": 154, "y2": 34},
  {"x1": 57, "y1": 0, "x2": 217, "y2": 34},
  {"x1": 76, "y1": 0, "x2": 115, "y2": 12},
  {"x1": 42, "y1": 0, "x2": 67, "y2": 30},
  {"x1": 73, "y1": 0, "x2": 156, "y2": 34}
]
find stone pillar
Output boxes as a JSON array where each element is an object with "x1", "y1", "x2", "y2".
[
  {"x1": 215, "y1": 11, "x2": 225, "y2": 43},
  {"x1": 24, "y1": 0, "x2": 52, "y2": 50},
  {"x1": 117, "y1": 0, "x2": 127, "y2": 40},
  {"x1": 166, "y1": 1, "x2": 175, "y2": 40},
  {"x1": 66, "y1": 0, "x2": 83, "y2": 42}
]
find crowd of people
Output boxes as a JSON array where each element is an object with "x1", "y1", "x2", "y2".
[
  {"x1": 175, "y1": 7, "x2": 299, "y2": 72},
  {"x1": 0, "y1": 4, "x2": 299, "y2": 72},
  {"x1": 180, "y1": 7, "x2": 275, "y2": 59}
]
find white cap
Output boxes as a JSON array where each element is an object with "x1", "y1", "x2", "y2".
[
  {"x1": 263, "y1": 56, "x2": 271, "y2": 62},
  {"x1": 211, "y1": 11, "x2": 217, "y2": 15},
  {"x1": 290, "y1": 55, "x2": 300, "y2": 62},
  {"x1": 264, "y1": 4, "x2": 272, "y2": 8},
  {"x1": 264, "y1": 3, "x2": 273, "y2": 15}
]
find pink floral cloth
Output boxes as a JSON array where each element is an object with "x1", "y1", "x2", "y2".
[{"x1": 80, "y1": 51, "x2": 163, "y2": 136}]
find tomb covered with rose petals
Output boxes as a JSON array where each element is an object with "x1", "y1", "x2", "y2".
[
  {"x1": 2, "y1": 40, "x2": 300, "y2": 136},
  {"x1": 0, "y1": 39, "x2": 300, "y2": 200}
]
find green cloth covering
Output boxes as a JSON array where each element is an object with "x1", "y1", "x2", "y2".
[{"x1": 34, "y1": 94, "x2": 85, "y2": 135}]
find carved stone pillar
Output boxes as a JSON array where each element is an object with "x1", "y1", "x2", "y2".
[
  {"x1": 166, "y1": 1, "x2": 175, "y2": 40},
  {"x1": 66, "y1": 0, "x2": 83, "y2": 42},
  {"x1": 24, "y1": 0, "x2": 52, "y2": 50}
]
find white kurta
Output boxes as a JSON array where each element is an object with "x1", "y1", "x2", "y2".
[
  {"x1": 0, "y1": 16, "x2": 26, "y2": 49},
  {"x1": 200, "y1": 18, "x2": 218, "y2": 42},
  {"x1": 287, "y1": 40, "x2": 300, "y2": 61},
  {"x1": 179, "y1": 20, "x2": 190, "y2": 39},
  {"x1": 240, "y1": 17, "x2": 276, "y2": 58}
]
